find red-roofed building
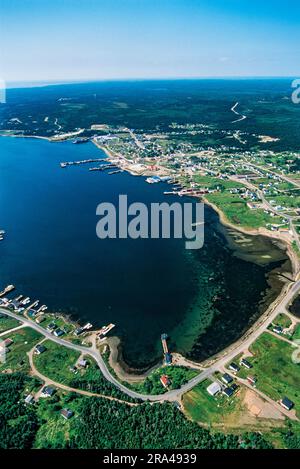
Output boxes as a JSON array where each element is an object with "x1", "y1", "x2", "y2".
[
  {"x1": 3, "y1": 338, "x2": 13, "y2": 347},
  {"x1": 160, "y1": 375, "x2": 170, "y2": 388}
]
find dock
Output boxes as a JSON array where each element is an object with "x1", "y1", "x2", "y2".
[
  {"x1": 161, "y1": 333, "x2": 169, "y2": 354},
  {"x1": 89, "y1": 164, "x2": 117, "y2": 172},
  {"x1": 161, "y1": 333, "x2": 173, "y2": 365},
  {"x1": 20, "y1": 296, "x2": 31, "y2": 306},
  {"x1": 108, "y1": 169, "x2": 123, "y2": 175},
  {"x1": 0, "y1": 285, "x2": 15, "y2": 297},
  {"x1": 97, "y1": 323, "x2": 115, "y2": 340},
  {"x1": 60, "y1": 158, "x2": 106, "y2": 168}
]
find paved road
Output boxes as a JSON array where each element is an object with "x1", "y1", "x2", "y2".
[
  {"x1": 1, "y1": 279, "x2": 300, "y2": 402},
  {"x1": 27, "y1": 345, "x2": 137, "y2": 406},
  {"x1": 229, "y1": 174, "x2": 300, "y2": 255},
  {"x1": 0, "y1": 324, "x2": 25, "y2": 337},
  {"x1": 246, "y1": 162, "x2": 300, "y2": 190},
  {"x1": 126, "y1": 128, "x2": 145, "y2": 150}
]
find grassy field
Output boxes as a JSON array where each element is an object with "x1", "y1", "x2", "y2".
[
  {"x1": 235, "y1": 333, "x2": 300, "y2": 417},
  {"x1": 205, "y1": 192, "x2": 282, "y2": 229},
  {"x1": 192, "y1": 174, "x2": 245, "y2": 190},
  {"x1": 33, "y1": 342, "x2": 139, "y2": 402},
  {"x1": 33, "y1": 340, "x2": 80, "y2": 384},
  {"x1": 266, "y1": 194, "x2": 300, "y2": 209},
  {"x1": 0, "y1": 315, "x2": 20, "y2": 333},
  {"x1": 34, "y1": 390, "x2": 83, "y2": 449},
  {"x1": 180, "y1": 172, "x2": 285, "y2": 230},
  {"x1": 129, "y1": 366, "x2": 198, "y2": 395},
  {"x1": 182, "y1": 376, "x2": 286, "y2": 439},
  {"x1": 292, "y1": 324, "x2": 300, "y2": 342},
  {"x1": 269, "y1": 313, "x2": 292, "y2": 330},
  {"x1": 182, "y1": 379, "x2": 240, "y2": 425},
  {"x1": 0, "y1": 327, "x2": 42, "y2": 372},
  {"x1": 292, "y1": 241, "x2": 300, "y2": 259}
]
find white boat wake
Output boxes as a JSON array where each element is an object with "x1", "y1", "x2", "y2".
[{"x1": 231, "y1": 102, "x2": 247, "y2": 123}]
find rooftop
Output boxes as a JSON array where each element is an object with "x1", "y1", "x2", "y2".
[{"x1": 206, "y1": 381, "x2": 221, "y2": 396}]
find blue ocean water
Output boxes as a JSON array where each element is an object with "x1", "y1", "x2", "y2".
[{"x1": 0, "y1": 136, "x2": 287, "y2": 368}]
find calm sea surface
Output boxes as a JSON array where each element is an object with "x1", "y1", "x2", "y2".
[{"x1": 0, "y1": 136, "x2": 289, "y2": 368}]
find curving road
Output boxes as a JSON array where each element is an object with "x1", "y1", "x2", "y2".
[
  {"x1": 1, "y1": 278, "x2": 300, "y2": 403},
  {"x1": 27, "y1": 345, "x2": 137, "y2": 406}
]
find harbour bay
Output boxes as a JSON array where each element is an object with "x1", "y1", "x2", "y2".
[{"x1": 0, "y1": 136, "x2": 290, "y2": 369}]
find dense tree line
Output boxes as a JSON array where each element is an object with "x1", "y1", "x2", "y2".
[
  {"x1": 0, "y1": 373, "x2": 39, "y2": 449},
  {"x1": 0, "y1": 373, "x2": 281, "y2": 450},
  {"x1": 69, "y1": 373, "x2": 140, "y2": 403},
  {"x1": 283, "y1": 429, "x2": 300, "y2": 449},
  {"x1": 69, "y1": 397, "x2": 272, "y2": 449}
]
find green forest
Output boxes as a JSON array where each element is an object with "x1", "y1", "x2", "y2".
[
  {"x1": 0, "y1": 372, "x2": 278, "y2": 450},
  {"x1": 0, "y1": 373, "x2": 39, "y2": 449},
  {"x1": 69, "y1": 397, "x2": 272, "y2": 450}
]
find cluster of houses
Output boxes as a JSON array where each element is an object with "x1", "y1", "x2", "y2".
[
  {"x1": 206, "y1": 359, "x2": 257, "y2": 399},
  {"x1": 24, "y1": 344, "x2": 83, "y2": 419},
  {"x1": 24, "y1": 386, "x2": 74, "y2": 419},
  {"x1": 46, "y1": 322, "x2": 65, "y2": 337},
  {"x1": 227, "y1": 357, "x2": 295, "y2": 413},
  {"x1": 0, "y1": 296, "x2": 25, "y2": 313},
  {"x1": 0, "y1": 294, "x2": 48, "y2": 322},
  {"x1": 206, "y1": 371, "x2": 239, "y2": 399}
]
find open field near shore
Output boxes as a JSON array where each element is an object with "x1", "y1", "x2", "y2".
[
  {"x1": 271, "y1": 313, "x2": 292, "y2": 330},
  {"x1": 0, "y1": 315, "x2": 20, "y2": 333},
  {"x1": 183, "y1": 379, "x2": 241, "y2": 425},
  {"x1": 205, "y1": 192, "x2": 282, "y2": 229},
  {"x1": 33, "y1": 340, "x2": 80, "y2": 384},
  {"x1": 182, "y1": 379, "x2": 285, "y2": 433},
  {"x1": 127, "y1": 365, "x2": 199, "y2": 395},
  {"x1": 32, "y1": 340, "x2": 138, "y2": 402},
  {"x1": 234, "y1": 333, "x2": 300, "y2": 418},
  {"x1": 0, "y1": 327, "x2": 42, "y2": 373}
]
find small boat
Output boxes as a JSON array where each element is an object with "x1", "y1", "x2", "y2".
[
  {"x1": 98, "y1": 323, "x2": 115, "y2": 340},
  {"x1": 21, "y1": 297, "x2": 31, "y2": 305},
  {"x1": 83, "y1": 322, "x2": 93, "y2": 330}
]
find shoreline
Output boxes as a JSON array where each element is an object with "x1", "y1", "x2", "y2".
[
  {"x1": 104, "y1": 256, "x2": 296, "y2": 382},
  {"x1": 90, "y1": 141, "x2": 299, "y2": 379},
  {"x1": 0, "y1": 132, "x2": 50, "y2": 141},
  {"x1": 93, "y1": 137, "x2": 299, "y2": 278},
  {"x1": 1, "y1": 132, "x2": 299, "y2": 382},
  {"x1": 202, "y1": 196, "x2": 299, "y2": 277}
]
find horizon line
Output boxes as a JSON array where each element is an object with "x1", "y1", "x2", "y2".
[{"x1": 5, "y1": 75, "x2": 299, "y2": 90}]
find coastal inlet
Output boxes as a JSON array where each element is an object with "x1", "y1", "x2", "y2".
[{"x1": 0, "y1": 136, "x2": 290, "y2": 370}]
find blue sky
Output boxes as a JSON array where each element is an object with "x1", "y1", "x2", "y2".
[{"x1": 1, "y1": 0, "x2": 300, "y2": 82}]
